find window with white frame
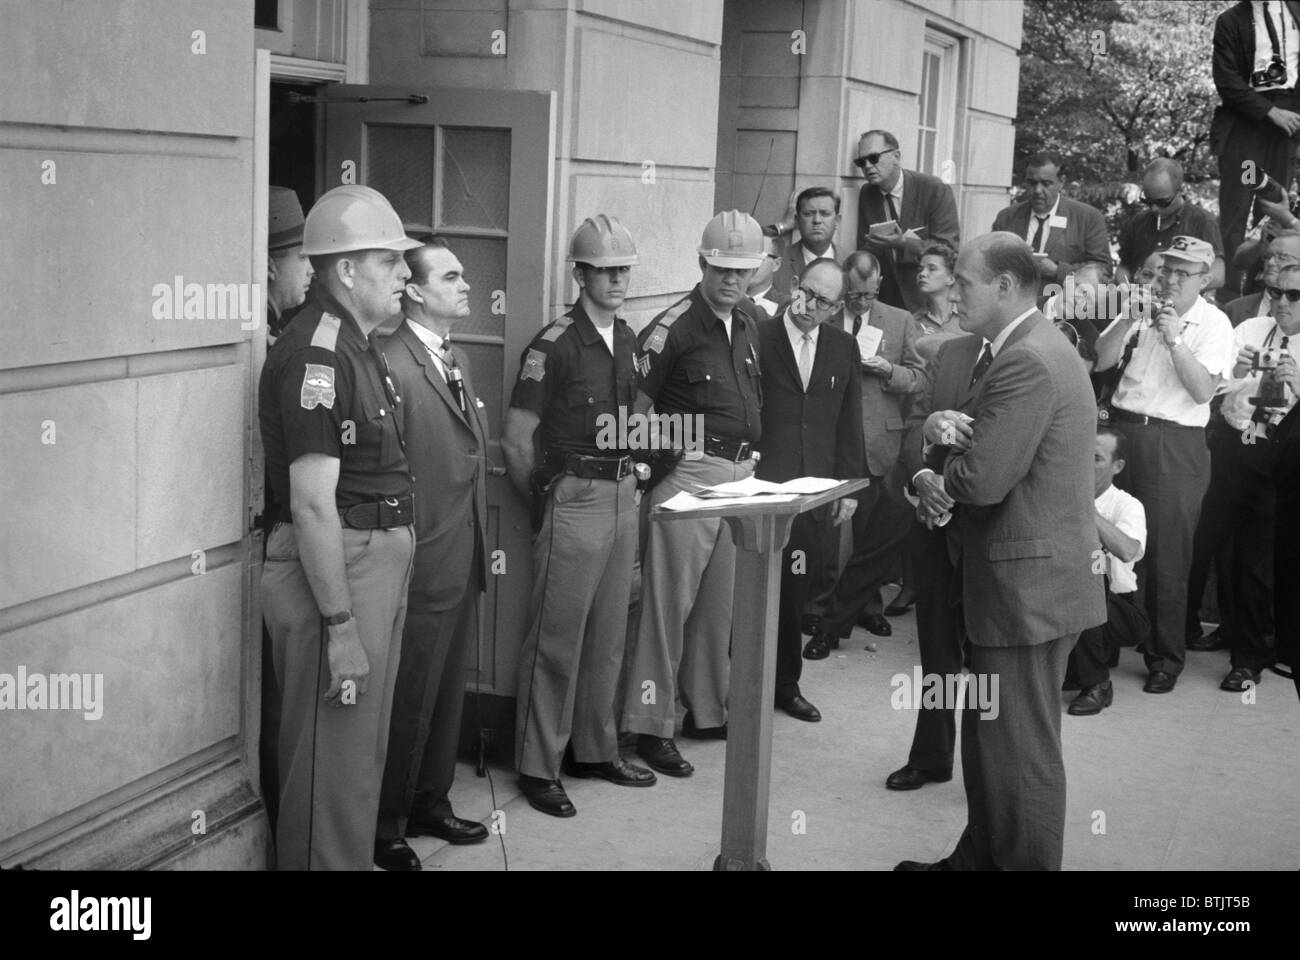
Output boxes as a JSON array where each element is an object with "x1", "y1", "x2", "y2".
[{"x1": 916, "y1": 31, "x2": 959, "y2": 181}]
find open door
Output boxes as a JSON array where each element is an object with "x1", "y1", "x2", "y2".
[{"x1": 321, "y1": 85, "x2": 556, "y2": 757}]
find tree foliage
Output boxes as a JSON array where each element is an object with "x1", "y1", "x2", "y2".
[{"x1": 1016, "y1": 0, "x2": 1231, "y2": 185}]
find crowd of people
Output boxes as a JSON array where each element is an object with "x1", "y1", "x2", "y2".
[{"x1": 254, "y1": 0, "x2": 1300, "y2": 872}]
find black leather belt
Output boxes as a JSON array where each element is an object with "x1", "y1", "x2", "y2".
[
  {"x1": 704, "y1": 436, "x2": 755, "y2": 462},
  {"x1": 338, "y1": 494, "x2": 414, "y2": 529},
  {"x1": 562, "y1": 452, "x2": 634, "y2": 481},
  {"x1": 1109, "y1": 408, "x2": 1198, "y2": 430}
]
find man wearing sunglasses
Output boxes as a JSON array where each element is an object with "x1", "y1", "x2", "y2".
[
  {"x1": 1095, "y1": 236, "x2": 1237, "y2": 695},
  {"x1": 1117, "y1": 159, "x2": 1225, "y2": 292},
  {"x1": 1201, "y1": 262, "x2": 1300, "y2": 693},
  {"x1": 853, "y1": 129, "x2": 960, "y2": 313}
]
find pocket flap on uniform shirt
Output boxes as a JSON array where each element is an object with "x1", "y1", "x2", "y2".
[
  {"x1": 988, "y1": 538, "x2": 1055, "y2": 561},
  {"x1": 683, "y1": 360, "x2": 713, "y2": 383}
]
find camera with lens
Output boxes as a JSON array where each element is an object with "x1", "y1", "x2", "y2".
[
  {"x1": 1253, "y1": 346, "x2": 1280, "y2": 372},
  {"x1": 1251, "y1": 56, "x2": 1286, "y2": 88}
]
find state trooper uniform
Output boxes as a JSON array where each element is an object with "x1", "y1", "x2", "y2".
[
  {"x1": 621, "y1": 211, "x2": 766, "y2": 766},
  {"x1": 259, "y1": 185, "x2": 420, "y2": 870},
  {"x1": 510, "y1": 216, "x2": 653, "y2": 809}
]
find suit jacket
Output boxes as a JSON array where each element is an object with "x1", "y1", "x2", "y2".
[
  {"x1": 770, "y1": 241, "x2": 839, "y2": 302},
  {"x1": 901, "y1": 334, "x2": 985, "y2": 482},
  {"x1": 991, "y1": 196, "x2": 1111, "y2": 293},
  {"x1": 827, "y1": 300, "x2": 928, "y2": 479},
  {"x1": 755, "y1": 313, "x2": 866, "y2": 483},
  {"x1": 1212, "y1": 1, "x2": 1300, "y2": 150},
  {"x1": 1225, "y1": 290, "x2": 1267, "y2": 326},
  {"x1": 382, "y1": 320, "x2": 489, "y2": 613},
  {"x1": 856, "y1": 169, "x2": 961, "y2": 313},
  {"x1": 940, "y1": 312, "x2": 1107, "y2": 647}
]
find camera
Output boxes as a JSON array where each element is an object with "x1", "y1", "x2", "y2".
[
  {"x1": 1251, "y1": 56, "x2": 1286, "y2": 88},
  {"x1": 1253, "y1": 347, "x2": 1280, "y2": 372},
  {"x1": 1253, "y1": 171, "x2": 1288, "y2": 205}
]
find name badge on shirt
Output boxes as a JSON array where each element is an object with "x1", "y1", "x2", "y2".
[{"x1": 1049, "y1": 214, "x2": 1068, "y2": 230}]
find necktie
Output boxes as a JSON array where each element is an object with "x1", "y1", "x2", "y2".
[
  {"x1": 430, "y1": 343, "x2": 468, "y2": 415},
  {"x1": 1029, "y1": 215, "x2": 1048, "y2": 253},
  {"x1": 851, "y1": 313, "x2": 863, "y2": 336},
  {"x1": 798, "y1": 332, "x2": 813, "y2": 390},
  {"x1": 969, "y1": 342, "x2": 993, "y2": 387},
  {"x1": 885, "y1": 192, "x2": 899, "y2": 224}
]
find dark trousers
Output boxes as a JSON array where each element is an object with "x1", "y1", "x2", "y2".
[
  {"x1": 1067, "y1": 590, "x2": 1151, "y2": 688},
  {"x1": 819, "y1": 480, "x2": 911, "y2": 638},
  {"x1": 1224, "y1": 429, "x2": 1278, "y2": 670},
  {"x1": 1276, "y1": 409, "x2": 1300, "y2": 696},
  {"x1": 1185, "y1": 420, "x2": 1236, "y2": 640},
  {"x1": 906, "y1": 521, "x2": 964, "y2": 775},
  {"x1": 946, "y1": 634, "x2": 1075, "y2": 871},
  {"x1": 376, "y1": 581, "x2": 478, "y2": 840},
  {"x1": 1115, "y1": 419, "x2": 1209, "y2": 678},
  {"x1": 1216, "y1": 93, "x2": 1300, "y2": 288},
  {"x1": 776, "y1": 508, "x2": 830, "y2": 699}
]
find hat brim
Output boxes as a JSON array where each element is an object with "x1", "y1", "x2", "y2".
[
  {"x1": 373, "y1": 236, "x2": 425, "y2": 251},
  {"x1": 703, "y1": 254, "x2": 763, "y2": 268},
  {"x1": 1159, "y1": 251, "x2": 1213, "y2": 267},
  {"x1": 268, "y1": 226, "x2": 304, "y2": 251}
]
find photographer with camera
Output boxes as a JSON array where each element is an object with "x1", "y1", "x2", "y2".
[
  {"x1": 1094, "y1": 237, "x2": 1236, "y2": 694},
  {"x1": 1202, "y1": 262, "x2": 1300, "y2": 692},
  {"x1": 1212, "y1": 2, "x2": 1300, "y2": 291}
]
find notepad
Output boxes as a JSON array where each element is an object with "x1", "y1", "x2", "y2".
[
  {"x1": 856, "y1": 324, "x2": 883, "y2": 358},
  {"x1": 695, "y1": 476, "x2": 843, "y2": 498}
]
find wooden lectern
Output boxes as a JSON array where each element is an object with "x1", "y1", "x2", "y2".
[{"x1": 651, "y1": 478, "x2": 870, "y2": 871}]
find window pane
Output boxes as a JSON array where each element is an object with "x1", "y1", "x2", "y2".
[
  {"x1": 921, "y1": 132, "x2": 935, "y2": 176},
  {"x1": 443, "y1": 235, "x2": 506, "y2": 339},
  {"x1": 367, "y1": 124, "x2": 435, "y2": 225},
  {"x1": 440, "y1": 127, "x2": 510, "y2": 231},
  {"x1": 458, "y1": 341, "x2": 505, "y2": 436},
  {"x1": 926, "y1": 53, "x2": 941, "y2": 128}
]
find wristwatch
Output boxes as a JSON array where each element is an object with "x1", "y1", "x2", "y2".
[
  {"x1": 322, "y1": 609, "x2": 353, "y2": 627},
  {"x1": 1171, "y1": 334, "x2": 1183, "y2": 349}
]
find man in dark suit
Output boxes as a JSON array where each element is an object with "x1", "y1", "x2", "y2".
[
  {"x1": 803, "y1": 252, "x2": 925, "y2": 653},
  {"x1": 756, "y1": 258, "x2": 865, "y2": 721},
  {"x1": 1212, "y1": 1, "x2": 1300, "y2": 286},
  {"x1": 374, "y1": 239, "x2": 490, "y2": 870},
  {"x1": 854, "y1": 129, "x2": 960, "y2": 313},
  {"x1": 896, "y1": 233, "x2": 1106, "y2": 871},
  {"x1": 886, "y1": 332, "x2": 984, "y2": 792},
  {"x1": 991, "y1": 152, "x2": 1111, "y2": 300},
  {"x1": 771, "y1": 186, "x2": 844, "y2": 301}
]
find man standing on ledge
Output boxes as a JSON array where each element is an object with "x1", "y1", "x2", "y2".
[
  {"x1": 260, "y1": 185, "x2": 421, "y2": 870},
  {"x1": 621, "y1": 210, "x2": 766, "y2": 775},
  {"x1": 896, "y1": 233, "x2": 1105, "y2": 871},
  {"x1": 854, "y1": 129, "x2": 960, "y2": 312}
]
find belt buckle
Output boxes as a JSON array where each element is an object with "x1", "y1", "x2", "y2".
[
  {"x1": 735, "y1": 441, "x2": 751, "y2": 462},
  {"x1": 615, "y1": 455, "x2": 631, "y2": 480}
]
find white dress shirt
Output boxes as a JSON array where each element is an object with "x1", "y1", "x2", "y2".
[
  {"x1": 1106, "y1": 295, "x2": 1236, "y2": 426},
  {"x1": 1220, "y1": 314, "x2": 1298, "y2": 430},
  {"x1": 1096, "y1": 483, "x2": 1146, "y2": 595},
  {"x1": 1025, "y1": 195, "x2": 1061, "y2": 253},
  {"x1": 800, "y1": 241, "x2": 838, "y2": 266},
  {"x1": 1252, "y1": 0, "x2": 1300, "y2": 90},
  {"x1": 783, "y1": 311, "x2": 819, "y2": 378},
  {"x1": 988, "y1": 307, "x2": 1037, "y2": 357},
  {"x1": 406, "y1": 317, "x2": 452, "y2": 381}
]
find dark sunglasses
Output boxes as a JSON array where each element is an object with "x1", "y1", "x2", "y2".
[
  {"x1": 1266, "y1": 285, "x2": 1300, "y2": 303},
  {"x1": 853, "y1": 150, "x2": 897, "y2": 169},
  {"x1": 1140, "y1": 193, "x2": 1177, "y2": 208}
]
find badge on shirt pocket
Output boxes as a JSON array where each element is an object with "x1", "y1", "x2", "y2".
[{"x1": 300, "y1": 363, "x2": 336, "y2": 410}]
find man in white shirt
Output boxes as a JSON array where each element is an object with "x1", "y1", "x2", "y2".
[
  {"x1": 1066, "y1": 428, "x2": 1150, "y2": 716},
  {"x1": 1094, "y1": 236, "x2": 1236, "y2": 694},
  {"x1": 745, "y1": 236, "x2": 784, "y2": 319},
  {"x1": 770, "y1": 186, "x2": 841, "y2": 301},
  {"x1": 1199, "y1": 263, "x2": 1300, "y2": 691}
]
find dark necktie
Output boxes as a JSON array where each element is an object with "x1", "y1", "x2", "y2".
[
  {"x1": 852, "y1": 312, "x2": 863, "y2": 336},
  {"x1": 434, "y1": 343, "x2": 468, "y2": 415},
  {"x1": 884, "y1": 193, "x2": 901, "y2": 268},
  {"x1": 969, "y1": 342, "x2": 994, "y2": 387},
  {"x1": 1029, "y1": 215, "x2": 1048, "y2": 253}
]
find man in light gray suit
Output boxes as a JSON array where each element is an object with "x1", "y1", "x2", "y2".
[{"x1": 896, "y1": 232, "x2": 1107, "y2": 871}]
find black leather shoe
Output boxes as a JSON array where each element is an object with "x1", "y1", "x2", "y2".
[
  {"x1": 894, "y1": 859, "x2": 952, "y2": 871},
  {"x1": 1188, "y1": 629, "x2": 1230, "y2": 652},
  {"x1": 803, "y1": 631, "x2": 839, "y2": 660},
  {"x1": 681, "y1": 713, "x2": 727, "y2": 740},
  {"x1": 885, "y1": 765, "x2": 952, "y2": 791},
  {"x1": 1068, "y1": 681, "x2": 1113, "y2": 716},
  {"x1": 775, "y1": 693, "x2": 821, "y2": 722},
  {"x1": 860, "y1": 613, "x2": 892, "y2": 636},
  {"x1": 373, "y1": 837, "x2": 422, "y2": 871},
  {"x1": 884, "y1": 591, "x2": 916, "y2": 616},
  {"x1": 1220, "y1": 666, "x2": 1262, "y2": 691},
  {"x1": 406, "y1": 814, "x2": 488, "y2": 844},
  {"x1": 636, "y1": 735, "x2": 694, "y2": 777},
  {"x1": 562, "y1": 756, "x2": 657, "y2": 786},
  {"x1": 800, "y1": 613, "x2": 823, "y2": 636},
  {"x1": 518, "y1": 775, "x2": 576, "y2": 817},
  {"x1": 1143, "y1": 671, "x2": 1177, "y2": 694}
]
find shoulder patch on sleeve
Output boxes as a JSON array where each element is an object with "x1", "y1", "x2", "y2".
[
  {"x1": 657, "y1": 297, "x2": 691, "y2": 330},
  {"x1": 310, "y1": 313, "x2": 342, "y2": 351},
  {"x1": 520, "y1": 348, "x2": 547, "y2": 381},
  {"x1": 540, "y1": 315, "x2": 575, "y2": 342},
  {"x1": 643, "y1": 297, "x2": 691, "y2": 355},
  {"x1": 300, "y1": 363, "x2": 337, "y2": 409}
]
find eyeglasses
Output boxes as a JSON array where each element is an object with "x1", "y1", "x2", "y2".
[
  {"x1": 1266, "y1": 286, "x2": 1300, "y2": 303},
  {"x1": 1156, "y1": 265, "x2": 1207, "y2": 283},
  {"x1": 846, "y1": 290, "x2": 878, "y2": 303},
  {"x1": 1265, "y1": 251, "x2": 1300, "y2": 265},
  {"x1": 1140, "y1": 193, "x2": 1177, "y2": 208},
  {"x1": 853, "y1": 149, "x2": 898, "y2": 170},
  {"x1": 797, "y1": 286, "x2": 842, "y2": 310}
]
